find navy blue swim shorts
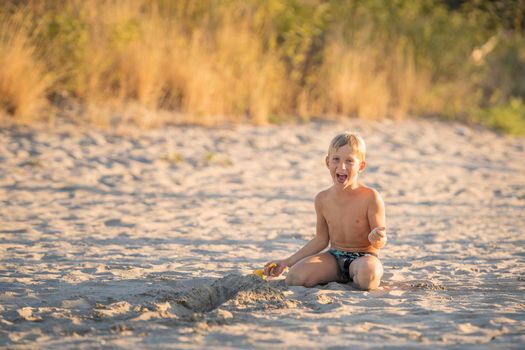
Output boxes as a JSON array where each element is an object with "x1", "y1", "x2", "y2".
[{"x1": 328, "y1": 249, "x2": 378, "y2": 283}]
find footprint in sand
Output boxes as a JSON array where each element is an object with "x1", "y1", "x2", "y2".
[{"x1": 104, "y1": 219, "x2": 135, "y2": 228}]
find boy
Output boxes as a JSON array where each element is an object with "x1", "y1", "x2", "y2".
[{"x1": 264, "y1": 132, "x2": 387, "y2": 290}]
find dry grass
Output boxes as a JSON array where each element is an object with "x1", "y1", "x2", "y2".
[
  {"x1": 0, "y1": 11, "x2": 51, "y2": 121},
  {"x1": 314, "y1": 30, "x2": 430, "y2": 120},
  {"x1": 165, "y1": 17, "x2": 286, "y2": 125},
  {"x1": 1, "y1": 0, "x2": 508, "y2": 129},
  {"x1": 21, "y1": 1, "x2": 287, "y2": 126}
]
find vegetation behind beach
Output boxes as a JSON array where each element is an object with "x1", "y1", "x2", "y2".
[{"x1": 1, "y1": 0, "x2": 524, "y2": 133}]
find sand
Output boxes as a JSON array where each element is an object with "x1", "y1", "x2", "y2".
[{"x1": 1, "y1": 118, "x2": 524, "y2": 349}]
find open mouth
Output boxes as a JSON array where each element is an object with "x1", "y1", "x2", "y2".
[{"x1": 336, "y1": 174, "x2": 348, "y2": 183}]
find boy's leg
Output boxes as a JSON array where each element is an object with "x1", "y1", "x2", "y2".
[
  {"x1": 348, "y1": 255, "x2": 383, "y2": 290},
  {"x1": 285, "y1": 252, "x2": 339, "y2": 287}
]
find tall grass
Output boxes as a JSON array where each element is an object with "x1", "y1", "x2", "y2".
[
  {"x1": 18, "y1": 0, "x2": 288, "y2": 125},
  {"x1": 0, "y1": 0, "x2": 523, "y2": 133},
  {"x1": 162, "y1": 12, "x2": 286, "y2": 125},
  {"x1": 0, "y1": 10, "x2": 51, "y2": 120},
  {"x1": 314, "y1": 32, "x2": 426, "y2": 119}
]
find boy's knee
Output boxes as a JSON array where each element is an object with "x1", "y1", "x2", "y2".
[
  {"x1": 355, "y1": 273, "x2": 381, "y2": 290},
  {"x1": 353, "y1": 262, "x2": 383, "y2": 290}
]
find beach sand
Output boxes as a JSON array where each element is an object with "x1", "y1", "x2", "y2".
[{"x1": 1, "y1": 118, "x2": 524, "y2": 349}]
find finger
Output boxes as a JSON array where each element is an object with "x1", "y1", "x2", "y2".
[
  {"x1": 264, "y1": 262, "x2": 277, "y2": 276},
  {"x1": 372, "y1": 228, "x2": 386, "y2": 237},
  {"x1": 369, "y1": 233, "x2": 380, "y2": 243}
]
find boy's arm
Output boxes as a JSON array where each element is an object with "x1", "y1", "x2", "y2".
[
  {"x1": 283, "y1": 193, "x2": 330, "y2": 267},
  {"x1": 367, "y1": 189, "x2": 387, "y2": 249}
]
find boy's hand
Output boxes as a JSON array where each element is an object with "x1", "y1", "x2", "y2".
[
  {"x1": 368, "y1": 227, "x2": 386, "y2": 246},
  {"x1": 263, "y1": 260, "x2": 288, "y2": 277}
]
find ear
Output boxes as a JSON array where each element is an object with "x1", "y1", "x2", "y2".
[
  {"x1": 325, "y1": 156, "x2": 329, "y2": 168},
  {"x1": 359, "y1": 160, "x2": 366, "y2": 173}
]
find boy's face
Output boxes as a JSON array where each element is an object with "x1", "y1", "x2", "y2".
[{"x1": 325, "y1": 144, "x2": 366, "y2": 188}]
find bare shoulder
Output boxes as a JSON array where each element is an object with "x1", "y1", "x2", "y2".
[
  {"x1": 314, "y1": 188, "x2": 331, "y2": 209},
  {"x1": 360, "y1": 184, "x2": 384, "y2": 205}
]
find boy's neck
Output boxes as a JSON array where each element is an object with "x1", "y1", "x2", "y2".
[{"x1": 332, "y1": 181, "x2": 361, "y2": 195}]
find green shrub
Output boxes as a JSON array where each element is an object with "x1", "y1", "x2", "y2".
[{"x1": 481, "y1": 98, "x2": 525, "y2": 135}]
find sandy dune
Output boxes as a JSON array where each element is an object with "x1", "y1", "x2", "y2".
[{"x1": 1, "y1": 118, "x2": 524, "y2": 349}]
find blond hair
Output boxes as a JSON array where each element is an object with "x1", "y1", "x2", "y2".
[{"x1": 328, "y1": 132, "x2": 367, "y2": 161}]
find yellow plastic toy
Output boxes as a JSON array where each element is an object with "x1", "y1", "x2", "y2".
[{"x1": 253, "y1": 262, "x2": 277, "y2": 279}]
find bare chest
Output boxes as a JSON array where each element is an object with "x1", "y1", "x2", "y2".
[{"x1": 323, "y1": 201, "x2": 369, "y2": 234}]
